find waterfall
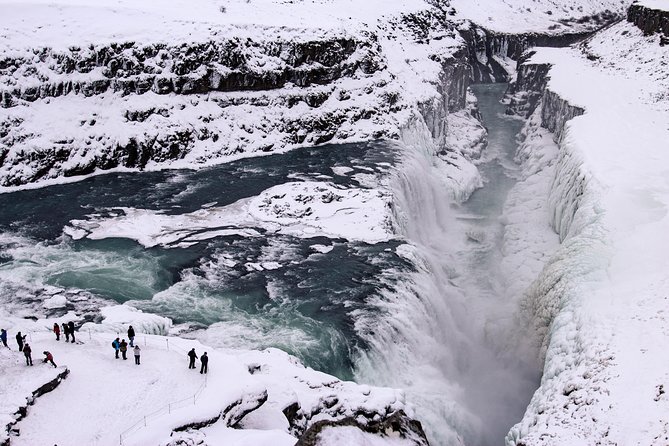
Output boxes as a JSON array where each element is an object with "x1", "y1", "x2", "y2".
[{"x1": 354, "y1": 86, "x2": 545, "y2": 446}]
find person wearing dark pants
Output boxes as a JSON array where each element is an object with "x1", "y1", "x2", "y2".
[
  {"x1": 120, "y1": 339, "x2": 128, "y2": 360},
  {"x1": 67, "y1": 321, "x2": 75, "y2": 343},
  {"x1": 128, "y1": 326, "x2": 135, "y2": 347},
  {"x1": 112, "y1": 338, "x2": 120, "y2": 359},
  {"x1": 53, "y1": 323, "x2": 60, "y2": 341},
  {"x1": 134, "y1": 345, "x2": 141, "y2": 365},
  {"x1": 23, "y1": 343, "x2": 33, "y2": 366},
  {"x1": 187, "y1": 348, "x2": 198, "y2": 369},
  {"x1": 43, "y1": 351, "x2": 57, "y2": 368},
  {"x1": 63, "y1": 323, "x2": 69, "y2": 343},
  {"x1": 0, "y1": 329, "x2": 8, "y2": 348},
  {"x1": 200, "y1": 352, "x2": 208, "y2": 374},
  {"x1": 16, "y1": 331, "x2": 24, "y2": 351}
]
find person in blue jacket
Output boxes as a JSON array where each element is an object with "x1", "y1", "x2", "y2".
[
  {"x1": 112, "y1": 337, "x2": 121, "y2": 359},
  {"x1": 0, "y1": 329, "x2": 8, "y2": 348}
]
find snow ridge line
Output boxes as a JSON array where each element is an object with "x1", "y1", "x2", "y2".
[{"x1": 2, "y1": 368, "x2": 69, "y2": 446}]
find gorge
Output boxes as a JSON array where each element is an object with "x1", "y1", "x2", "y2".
[{"x1": 2, "y1": 0, "x2": 668, "y2": 445}]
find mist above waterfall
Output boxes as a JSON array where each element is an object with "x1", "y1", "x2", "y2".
[{"x1": 354, "y1": 84, "x2": 544, "y2": 445}]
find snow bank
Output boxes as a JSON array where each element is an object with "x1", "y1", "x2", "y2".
[
  {"x1": 65, "y1": 181, "x2": 394, "y2": 246},
  {"x1": 81, "y1": 305, "x2": 172, "y2": 335},
  {"x1": 451, "y1": 0, "x2": 625, "y2": 34},
  {"x1": 508, "y1": 17, "x2": 669, "y2": 446}
]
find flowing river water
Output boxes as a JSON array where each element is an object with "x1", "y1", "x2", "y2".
[{"x1": 0, "y1": 83, "x2": 540, "y2": 445}]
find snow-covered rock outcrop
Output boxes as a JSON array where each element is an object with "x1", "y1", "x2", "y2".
[{"x1": 627, "y1": 0, "x2": 669, "y2": 43}]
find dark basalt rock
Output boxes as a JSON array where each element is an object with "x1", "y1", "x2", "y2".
[
  {"x1": 172, "y1": 389, "x2": 268, "y2": 432},
  {"x1": 295, "y1": 409, "x2": 429, "y2": 446},
  {"x1": 458, "y1": 18, "x2": 620, "y2": 84},
  {"x1": 0, "y1": 36, "x2": 374, "y2": 108},
  {"x1": 628, "y1": 2, "x2": 669, "y2": 38}
]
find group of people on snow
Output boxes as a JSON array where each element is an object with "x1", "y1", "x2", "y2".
[
  {"x1": 112, "y1": 326, "x2": 141, "y2": 364},
  {"x1": 52, "y1": 321, "x2": 77, "y2": 343},
  {"x1": 187, "y1": 348, "x2": 209, "y2": 374},
  {"x1": 3, "y1": 324, "x2": 211, "y2": 375},
  {"x1": 1, "y1": 327, "x2": 58, "y2": 368}
]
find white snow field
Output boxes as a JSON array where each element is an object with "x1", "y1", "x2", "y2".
[
  {"x1": 0, "y1": 305, "x2": 412, "y2": 446},
  {"x1": 506, "y1": 15, "x2": 669, "y2": 446}
]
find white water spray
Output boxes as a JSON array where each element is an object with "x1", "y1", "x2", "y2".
[{"x1": 354, "y1": 86, "x2": 543, "y2": 446}]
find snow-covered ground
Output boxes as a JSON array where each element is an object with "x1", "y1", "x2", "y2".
[
  {"x1": 0, "y1": 305, "x2": 420, "y2": 446},
  {"x1": 507, "y1": 15, "x2": 669, "y2": 446}
]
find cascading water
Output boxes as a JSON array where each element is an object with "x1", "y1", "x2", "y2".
[
  {"x1": 0, "y1": 80, "x2": 544, "y2": 445},
  {"x1": 354, "y1": 84, "x2": 542, "y2": 446}
]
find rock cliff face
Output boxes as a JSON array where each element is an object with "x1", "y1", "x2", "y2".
[
  {"x1": 628, "y1": 2, "x2": 669, "y2": 44},
  {"x1": 0, "y1": 7, "x2": 477, "y2": 189},
  {"x1": 458, "y1": 22, "x2": 615, "y2": 83},
  {"x1": 0, "y1": 36, "x2": 377, "y2": 108}
]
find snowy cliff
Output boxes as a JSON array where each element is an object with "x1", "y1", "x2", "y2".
[{"x1": 506, "y1": 7, "x2": 669, "y2": 445}]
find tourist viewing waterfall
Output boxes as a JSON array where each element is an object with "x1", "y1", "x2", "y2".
[{"x1": 2, "y1": 0, "x2": 668, "y2": 445}]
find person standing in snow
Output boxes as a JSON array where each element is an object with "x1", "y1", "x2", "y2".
[
  {"x1": 16, "y1": 331, "x2": 25, "y2": 352},
  {"x1": 23, "y1": 343, "x2": 33, "y2": 366},
  {"x1": 112, "y1": 337, "x2": 120, "y2": 359},
  {"x1": 127, "y1": 325, "x2": 135, "y2": 347},
  {"x1": 67, "y1": 321, "x2": 75, "y2": 343},
  {"x1": 0, "y1": 329, "x2": 8, "y2": 348},
  {"x1": 62, "y1": 323, "x2": 70, "y2": 343},
  {"x1": 120, "y1": 339, "x2": 128, "y2": 360},
  {"x1": 53, "y1": 323, "x2": 60, "y2": 341},
  {"x1": 43, "y1": 351, "x2": 57, "y2": 368},
  {"x1": 200, "y1": 352, "x2": 208, "y2": 374},
  {"x1": 133, "y1": 345, "x2": 141, "y2": 365},
  {"x1": 187, "y1": 348, "x2": 198, "y2": 369}
]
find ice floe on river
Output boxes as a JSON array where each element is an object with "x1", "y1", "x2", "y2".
[{"x1": 64, "y1": 181, "x2": 394, "y2": 247}]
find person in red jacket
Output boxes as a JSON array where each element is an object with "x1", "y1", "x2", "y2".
[
  {"x1": 43, "y1": 351, "x2": 57, "y2": 368},
  {"x1": 53, "y1": 323, "x2": 60, "y2": 341}
]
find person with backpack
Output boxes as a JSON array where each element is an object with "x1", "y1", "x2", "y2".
[
  {"x1": 62, "y1": 323, "x2": 70, "y2": 343},
  {"x1": 112, "y1": 338, "x2": 120, "y2": 359},
  {"x1": 53, "y1": 323, "x2": 60, "y2": 341},
  {"x1": 127, "y1": 326, "x2": 135, "y2": 347},
  {"x1": 0, "y1": 329, "x2": 8, "y2": 348},
  {"x1": 133, "y1": 345, "x2": 141, "y2": 365},
  {"x1": 67, "y1": 321, "x2": 75, "y2": 343},
  {"x1": 200, "y1": 352, "x2": 208, "y2": 374},
  {"x1": 43, "y1": 351, "x2": 57, "y2": 368},
  {"x1": 187, "y1": 348, "x2": 198, "y2": 369},
  {"x1": 16, "y1": 331, "x2": 25, "y2": 352},
  {"x1": 119, "y1": 339, "x2": 128, "y2": 360},
  {"x1": 23, "y1": 343, "x2": 33, "y2": 366}
]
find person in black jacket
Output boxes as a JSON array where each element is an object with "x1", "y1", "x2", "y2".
[
  {"x1": 16, "y1": 331, "x2": 25, "y2": 352},
  {"x1": 23, "y1": 343, "x2": 33, "y2": 366},
  {"x1": 67, "y1": 321, "x2": 75, "y2": 343},
  {"x1": 200, "y1": 352, "x2": 208, "y2": 374},
  {"x1": 127, "y1": 326, "x2": 135, "y2": 347},
  {"x1": 62, "y1": 323, "x2": 69, "y2": 342},
  {"x1": 187, "y1": 348, "x2": 198, "y2": 369}
]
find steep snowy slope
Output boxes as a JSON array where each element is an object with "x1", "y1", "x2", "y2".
[{"x1": 507, "y1": 5, "x2": 669, "y2": 445}]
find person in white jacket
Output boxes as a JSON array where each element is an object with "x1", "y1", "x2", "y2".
[{"x1": 133, "y1": 345, "x2": 141, "y2": 365}]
